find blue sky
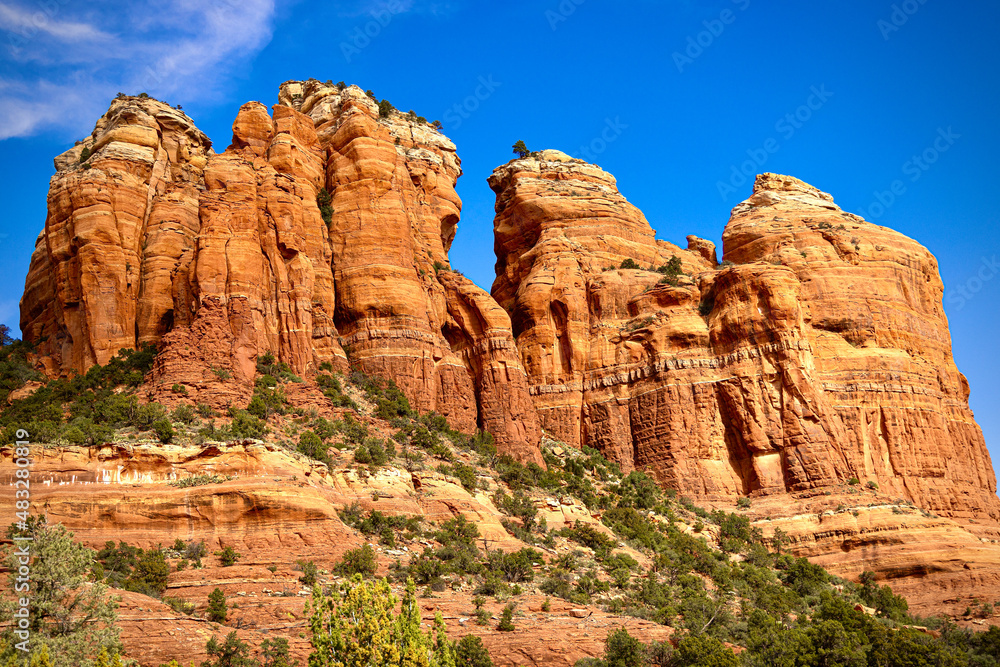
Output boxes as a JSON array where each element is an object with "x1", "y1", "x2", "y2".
[{"x1": 1, "y1": 0, "x2": 998, "y2": 474}]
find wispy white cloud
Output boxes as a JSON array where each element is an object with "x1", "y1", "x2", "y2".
[
  {"x1": 0, "y1": 0, "x2": 277, "y2": 140},
  {"x1": 0, "y1": 1, "x2": 111, "y2": 42}
]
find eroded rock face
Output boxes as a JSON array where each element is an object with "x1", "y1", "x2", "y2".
[
  {"x1": 491, "y1": 161, "x2": 999, "y2": 524},
  {"x1": 20, "y1": 86, "x2": 542, "y2": 462},
  {"x1": 721, "y1": 174, "x2": 999, "y2": 524},
  {"x1": 21, "y1": 98, "x2": 212, "y2": 376},
  {"x1": 489, "y1": 150, "x2": 713, "y2": 452},
  {"x1": 277, "y1": 80, "x2": 541, "y2": 462}
]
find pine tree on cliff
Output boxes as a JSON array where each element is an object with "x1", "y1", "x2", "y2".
[{"x1": 512, "y1": 140, "x2": 530, "y2": 158}]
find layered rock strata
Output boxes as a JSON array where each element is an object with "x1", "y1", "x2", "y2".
[
  {"x1": 20, "y1": 84, "x2": 542, "y2": 462},
  {"x1": 490, "y1": 160, "x2": 999, "y2": 527}
]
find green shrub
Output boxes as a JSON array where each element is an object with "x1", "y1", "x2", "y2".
[
  {"x1": 378, "y1": 99, "x2": 394, "y2": 118},
  {"x1": 336, "y1": 543, "x2": 377, "y2": 577},
  {"x1": 603, "y1": 628, "x2": 645, "y2": 667},
  {"x1": 163, "y1": 596, "x2": 195, "y2": 615},
  {"x1": 169, "y1": 474, "x2": 226, "y2": 488},
  {"x1": 298, "y1": 430, "x2": 330, "y2": 465},
  {"x1": 498, "y1": 602, "x2": 516, "y2": 631},
  {"x1": 132, "y1": 402, "x2": 167, "y2": 431},
  {"x1": 297, "y1": 559, "x2": 318, "y2": 586},
  {"x1": 354, "y1": 437, "x2": 389, "y2": 467},
  {"x1": 125, "y1": 549, "x2": 170, "y2": 597},
  {"x1": 512, "y1": 140, "x2": 530, "y2": 158},
  {"x1": 230, "y1": 409, "x2": 266, "y2": 439},
  {"x1": 215, "y1": 545, "x2": 241, "y2": 567},
  {"x1": 152, "y1": 418, "x2": 174, "y2": 443},
  {"x1": 619, "y1": 258, "x2": 640, "y2": 270},
  {"x1": 455, "y1": 634, "x2": 494, "y2": 667},
  {"x1": 171, "y1": 404, "x2": 196, "y2": 424},
  {"x1": 207, "y1": 587, "x2": 227, "y2": 622},
  {"x1": 317, "y1": 187, "x2": 333, "y2": 225}
]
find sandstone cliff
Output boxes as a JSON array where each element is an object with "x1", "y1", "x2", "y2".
[
  {"x1": 490, "y1": 158, "x2": 999, "y2": 525},
  {"x1": 488, "y1": 157, "x2": 1000, "y2": 612},
  {"x1": 19, "y1": 84, "x2": 541, "y2": 463}
]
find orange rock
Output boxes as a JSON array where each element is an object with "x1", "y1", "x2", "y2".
[
  {"x1": 20, "y1": 86, "x2": 542, "y2": 463},
  {"x1": 488, "y1": 150, "x2": 712, "y2": 450}
]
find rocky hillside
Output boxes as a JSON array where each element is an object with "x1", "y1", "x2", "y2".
[
  {"x1": 12, "y1": 80, "x2": 1000, "y2": 621},
  {"x1": 1, "y1": 363, "x2": 998, "y2": 666}
]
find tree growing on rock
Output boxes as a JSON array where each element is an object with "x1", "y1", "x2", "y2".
[
  {"x1": 207, "y1": 588, "x2": 228, "y2": 622},
  {"x1": 512, "y1": 141, "x2": 530, "y2": 158},
  {"x1": 0, "y1": 517, "x2": 124, "y2": 667},
  {"x1": 307, "y1": 576, "x2": 460, "y2": 667}
]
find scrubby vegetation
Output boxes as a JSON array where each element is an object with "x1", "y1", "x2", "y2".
[{"x1": 3, "y1": 326, "x2": 999, "y2": 666}]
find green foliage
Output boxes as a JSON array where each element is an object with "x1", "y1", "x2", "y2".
[
  {"x1": 858, "y1": 571, "x2": 910, "y2": 621},
  {"x1": 229, "y1": 409, "x2": 266, "y2": 439},
  {"x1": 216, "y1": 545, "x2": 241, "y2": 567},
  {"x1": 307, "y1": 576, "x2": 455, "y2": 667},
  {"x1": 171, "y1": 403, "x2": 196, "y2": 424},
  {"x1": 440, "y1": 462, "x2": 478, "y2": 493},
  {"x1": 126, "y1": 548, "x2": 170, "y2": 597},
  {"x1": 512, "y1": 140, "x2": 530, "y2": 158},
  {"x1": 672, "y1": 633, "x2": 738, "y2": 667},
  {"x1": 378, "y1": 99, "x2": 394, "y2": 118},
  {"x1": 260, "y1": 636, "x2": 292, "y2": 667},
  {"x1": 619, "y1": 258, "x2": 641, "y2": 270},
  {"x1": 152, "y1": 417, "x2": 175, "y2": 443},
  {"x1": 207, "y1": 588, "x2": 228, "y2": 623},
  {"x1": 316, "y1": 372, "x2": 356, "y2": 409},
  {"x1": 354, "y1": 437, "x2": 389, "y2": 468},
  {"x1": 0, "y1": 517, "x2": 123, "y2": 667},
  {"x1": 203, "y1": 631, "x2": 255, "y2": 667},
  {"x1": 487, "y1": 548, "x2": 542, "y2": 583},
  {"x1": 79, "y1": 146, "x2": 93, "y2": 162},
  {"x1": 498, "y1": 603, "x2": 516, "y2": 631},
  {"x1": 317, "y1": 187, "x2": 333, "y2": 226},
  {"x1": 603, "y1": 628, "x2": 646, "y2": 667},
  {"x1": 455, "y1": 635, "x2": 493, "y2": 667},
  {"x1": 298, "y1": 430, "x2": 330, "y2": 465},
  {"x1": 777, "y1": 555, "x2": 829, "y2": 597},
  {"x1": 298, "y1": 559, "x2": 319, "y2": 586},
  {"x1": 169, "y1": 474, "x2": 227, "y2": 488},
  {"x1": 1, "y1": 344, "x2": 156, "y2": 442},
  {"x1": 336, "y1": 544, "x2": 378, "y2": 578}
]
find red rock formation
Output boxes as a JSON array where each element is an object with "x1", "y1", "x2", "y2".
[
  {"x1": 274, "y1": 80, "x2": 540, "y2": 462},
  {"x1": 489, "y1": 150, "x2": 712, "y2": 453},
  {"x1": 490, "y1": 161, "x2": 999, "y2": 524},
  {"x1": 19, "y1": 86, "x2": 542, "y2": 462},
  {"x1": 20, "y1": 98, "x2": 211, "y2": 376},
  {"x1": 490, "y1": 161, "x2": 1000, "y2": 613}
]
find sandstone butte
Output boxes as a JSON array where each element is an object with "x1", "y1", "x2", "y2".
[{"x1": 14, "y1": 82, "x2": 1000, "y2": 625}]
